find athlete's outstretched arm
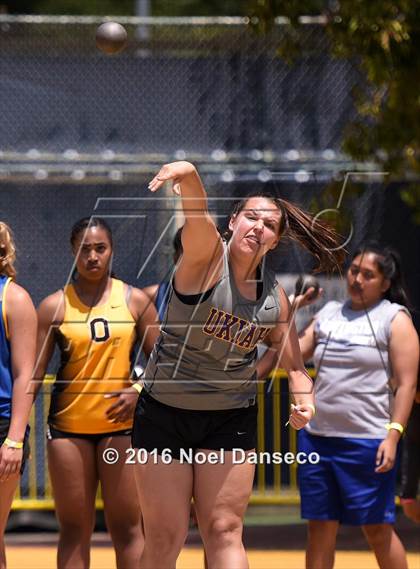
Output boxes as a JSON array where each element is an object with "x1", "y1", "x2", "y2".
[
  {"x1": 0, "y1": 283, "x2": 37, "y2": 481},
  {"x1": 265, "y1": 288, "x2": 315, "y2": 430},
  {"x1": 148, "y1": 161, "x2": 223, "y2": 293}
]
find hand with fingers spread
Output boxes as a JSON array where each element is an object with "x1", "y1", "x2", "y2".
[{"x1": 148, "y1": 161, "x2": 197, "y2": 194}]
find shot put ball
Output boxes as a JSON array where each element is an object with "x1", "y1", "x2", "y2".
[
  {"x1": 294, "y1": 275, "x2": 320, "y2": 300},
  {"x1": 96, "y1": 22, "x2": 127, "y2": 55}
]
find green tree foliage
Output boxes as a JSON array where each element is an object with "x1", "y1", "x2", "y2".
[{"x1": 246, "y1": 0, "x2": 420, "y2": 220}]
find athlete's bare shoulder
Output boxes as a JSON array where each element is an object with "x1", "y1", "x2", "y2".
[
  {"x1": 128, "y1": 286, "x2": 155, "y2": 315},
  {"x1": 3, "y1": 280, "x2": 34, "y2": 307},
  {"x1": 38, "y1": 289, "x2": 65, "y2": 326},
  {"x1": 3, "y1": 282, "x2": 36, "y2": 330},
  {"x1": 142, "y1": 283, "x2": 159, "y2": 304}
]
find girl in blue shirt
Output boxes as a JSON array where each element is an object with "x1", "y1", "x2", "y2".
[{"x1": 0, "y1": 221, "x2": 37, "y2": 568}]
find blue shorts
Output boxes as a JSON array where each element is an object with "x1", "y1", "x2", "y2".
[{"x1": 298, "y1": 430, "x2": 398, "y2": 526}]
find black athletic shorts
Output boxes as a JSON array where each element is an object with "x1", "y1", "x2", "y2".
[
  {"x1": 132, "y1": 391, "x2": 257, "y2": 460},
  {"x1": 47, "y1": 425, "x2": 131, "y2": 444},
  {"x1": 0, "y1": 417, "x2": 30, "y2": 475}
]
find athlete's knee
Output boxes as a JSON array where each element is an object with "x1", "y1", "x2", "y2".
[
  {"x1": 107, "y1": 519, "x2": 142, "y2": 549},
  {"x1": 403, "y1": 503, "x2": 420, "y2": 524},
  {"x1": 204, "y1": 514, "x2": 243, "y2": 546},
  {"x1": 144, "y1": 523, "x2": 187, "y2": 554},
  {"x1": 362, "y1": 523, "x2": 392, "y2": 545},
  {"x1": 308, "y1": 520, "x2": 338, "y2": 543},
  {"x1": 58, "y1": 519, "x2": 94, "y2": 544}
]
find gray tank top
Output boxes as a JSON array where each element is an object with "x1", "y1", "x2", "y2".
[
  {"x1": 306, "y1": 299, "x2": 410, "y2": 438},
  {"x1": 144, "y1": 244, "x2": 280, "y2": 410}
]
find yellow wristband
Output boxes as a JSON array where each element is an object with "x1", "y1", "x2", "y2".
[
  {"x1": 386, "y1": 422, "x2": 404, "y2": 435},
  {"x1": 4, "y1": 438, "x2": 23, "y2": 449},
  {"x1": 131, "y1": 383, "x2": 142, "y2": 395}
]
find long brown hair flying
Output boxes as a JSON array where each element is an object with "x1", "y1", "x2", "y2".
[{"x1": 226, "y1": 193, "x2": 346, "y2": 273}]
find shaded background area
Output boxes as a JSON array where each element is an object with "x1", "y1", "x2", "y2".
[
  {"x1": 1, "y1": 179, "x2": 418, "y2": 324},
  {"x1": 0, "y1": 22, "x2": 358, "y2": 154}
]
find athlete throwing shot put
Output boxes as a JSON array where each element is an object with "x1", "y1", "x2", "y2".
[{"x1": 132, "y1": 161, "x2": 344, "y2": 569}]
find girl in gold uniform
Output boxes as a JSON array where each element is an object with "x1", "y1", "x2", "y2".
[{"x1": 35, "y1": 217, "x2": 158, "y2": 569}]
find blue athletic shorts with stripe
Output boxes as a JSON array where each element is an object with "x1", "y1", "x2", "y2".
[{"x1": 298, "y1": 430, "x2": 398, "y2": 525}]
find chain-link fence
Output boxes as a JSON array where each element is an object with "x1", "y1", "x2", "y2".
[
  {"x1": 1, "y1": 15, "x2": 399, "y2": 302},
  {"x1": 0, "y1": 15, "x2": 361, "y2": 168}
]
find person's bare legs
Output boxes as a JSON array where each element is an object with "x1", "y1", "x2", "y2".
[
  {"x1": 134, "y1": 455, "x2": 193, "y2": 569},
  {"x1": 362, "y1": 523, "x2": 408, "y2": 569},
  {"x1": 98, "y1": 436, "x2": 143, "y2": 569},
  {"x1": 48, "y1": 438, "x2": 98, "y2": 569},
  {"x1": 306, "y1": 520, "x2": 339, "y2": 569},
  {"x1": 194, "y1": 450, "x2": 255, "y2": 569},
  {"x1": 0, "y1": 475, "x2": 20, "y2": 569},
  {"x1": 402, "y1": 501, "x2": 420, "y2": 524}
]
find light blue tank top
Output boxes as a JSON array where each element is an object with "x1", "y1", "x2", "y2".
[
  {"x1": 306, "y1": 299, "x2": 410, "y2": 438},
  {"x1": 0, "y1": 275, "x2": 13, "y2": 419}
]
